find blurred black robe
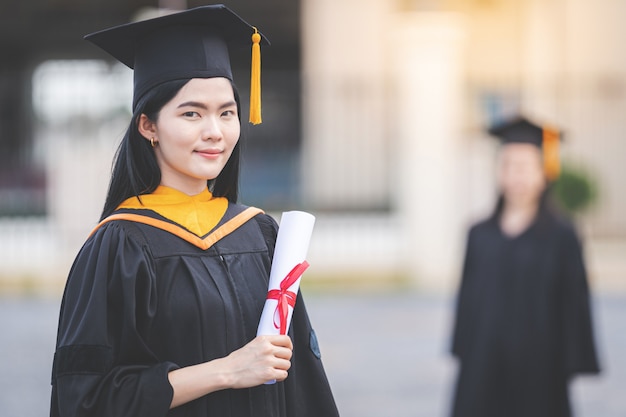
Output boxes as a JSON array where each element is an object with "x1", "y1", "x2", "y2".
[
  {"x1": 450, "y1": 203, "x2": 600, "y2": 417},
  {"x1": 50, "y1": 204, "x2": 339, "y2": 417}
]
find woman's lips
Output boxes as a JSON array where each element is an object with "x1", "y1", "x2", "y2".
[{"x1": 195, "y1": 149, "x2": 222, "y2": 159}]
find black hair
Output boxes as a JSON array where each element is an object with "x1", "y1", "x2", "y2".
[
  {"x1": 490, "y1": 185, "x2": 559, "y2": 222},
  {"x1": 100, "y1": 78, "x2": 242, "y2": 220}
]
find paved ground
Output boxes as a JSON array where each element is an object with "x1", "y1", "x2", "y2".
[{"x1": 1, "y1": 290, "x2": 624, "y2": 417}]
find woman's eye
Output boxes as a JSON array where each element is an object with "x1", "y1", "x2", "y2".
[
  {"x1": 222, "y1": 110, "x2": 236, "y2": 117},
  {"x1": 182, "y1": 111, "x2": 200, "y2": 118}
]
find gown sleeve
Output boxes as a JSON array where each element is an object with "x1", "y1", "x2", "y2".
[
  {"x1": 558, "y1": 222, "x2": 601, "y2": 377},
  {"x1": 450, "y1": 226, "x2": 477, "y2": 359},
  {"x1": 50, "y1": 221, "x2": 179, "y2": 417},
  {"x1": 285, "y1": 293, "x2": 340, "y2": 417}
]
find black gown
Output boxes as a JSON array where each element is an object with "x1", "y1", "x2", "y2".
[
  {"x1": 50, "y1": 203, "x2": 339, "y2": 417},
  {"x1": 450, "y1": 205, "x2": 600, "y2": 417}
]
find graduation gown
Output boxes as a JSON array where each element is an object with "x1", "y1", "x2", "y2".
[
  {"x1": 450, "y1": 207, "x2": 600, "y2": 417},
  {"x1": 50, "y1": 202, "x2": 339, "y2": 417}
]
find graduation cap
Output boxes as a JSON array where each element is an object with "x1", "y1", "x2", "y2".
[
  {"x1": 487, "y1": 116, "x2": 562, "y2": 180},
  {"x1": 84, "y1": 4, "x2": 269, "y2": 124}
]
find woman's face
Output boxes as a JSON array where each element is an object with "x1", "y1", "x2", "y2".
[
  {"x1": 497, "y1": 143, "x2": 546, "y2": 208},
  {"x1": 139, "y1": 77, "x2": 240, "y2": 195}
]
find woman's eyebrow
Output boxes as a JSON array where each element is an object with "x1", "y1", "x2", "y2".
[
  {"x1": 219, "y1": 100, "x2": 237, "y2": 110},
  {"x1": 177, "y1": 101, "x2": 208, "y2": 109},
  {"x1": 176, "y1": 100, "x2": 237, "y2": 110}
]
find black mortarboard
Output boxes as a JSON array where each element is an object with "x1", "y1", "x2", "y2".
[
  {"x1": 487, "y1": 116, "x2": 563, "y2": 180},
  {"x1": 84, "y1": 4, "x2": 269, "y2": 123}
]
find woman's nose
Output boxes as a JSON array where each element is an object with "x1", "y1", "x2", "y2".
[{"x1": 201, "y1": 116, "x2": 223, "y2": 141}]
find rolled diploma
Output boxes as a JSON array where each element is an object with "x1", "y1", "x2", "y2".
[{"x1": 256, "y1": 211, "x2": 315, "y2": 337}]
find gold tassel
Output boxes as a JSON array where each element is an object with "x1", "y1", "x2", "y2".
[
  {"x1": 249, "y1": 27, "x2": 262, "y2": 125},
  {"x1": 543, "y1": 126, "x2": 560, "y2": 181}
]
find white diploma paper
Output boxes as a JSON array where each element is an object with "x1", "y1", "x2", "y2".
[{"x1": 256, "y1": 210, "x2": 315, "y2": 337}]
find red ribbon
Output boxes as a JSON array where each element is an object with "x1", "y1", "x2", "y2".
[{"x1": 266, "y1": 261, "x2": 310, "y2": 334}]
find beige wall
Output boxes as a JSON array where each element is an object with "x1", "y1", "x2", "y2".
[{"x1": 301, "y1": 0, "x2": 393, "y2": 210}]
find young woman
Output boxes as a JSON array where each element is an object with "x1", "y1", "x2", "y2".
[
  {"x1": 50, "y1": 5, "x2": 339, "y2": 417},
  {"x1": 449, "y1": 116, "x2": 600, "y2": 417}
]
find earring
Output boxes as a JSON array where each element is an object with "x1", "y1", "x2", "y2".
[{"x1": 150, "y1": 137, "x2": 156, "y2": 148}]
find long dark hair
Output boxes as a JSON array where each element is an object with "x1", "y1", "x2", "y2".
[
  {"x1": 490, "y1": 185, "x2": 559, "y2": 222},
  {"x1": 100, "y1": 78, "x2": 242, "y2": 220}
]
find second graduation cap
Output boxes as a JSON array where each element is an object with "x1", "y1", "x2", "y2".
[
  {"x1": 84, "y1": 4, "x2": 269, "y2": 123},
  {"x1": 488, "y1": 116, "x2": 563, "y2": 180}
]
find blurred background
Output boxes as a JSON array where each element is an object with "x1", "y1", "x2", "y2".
[{"x1": 0, "y1": 0, "x2": 625, "y2": 416}]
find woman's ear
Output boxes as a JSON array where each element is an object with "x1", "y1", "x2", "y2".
[{"x1": 137, "y1": 114, "x2": 157, "y2": 141}]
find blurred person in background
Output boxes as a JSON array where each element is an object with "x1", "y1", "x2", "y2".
[
  {"x1": 449, "y1": 116, "x2": 600, "y2": 417},
  {"x1": 49, "y1": 5, "x2": 339, "y2": 417}
]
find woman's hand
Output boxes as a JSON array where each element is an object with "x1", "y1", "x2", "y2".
[
  {"x1": 168, "y1": 334, "x2": 293, "y2": 409},
  {"x1": 221, "y1": 335, "x2": 293, "y2": 388}
]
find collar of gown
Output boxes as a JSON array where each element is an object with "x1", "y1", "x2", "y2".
[{"x1": 116, "y1": 185, "x2": 228, "y2": 237}]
